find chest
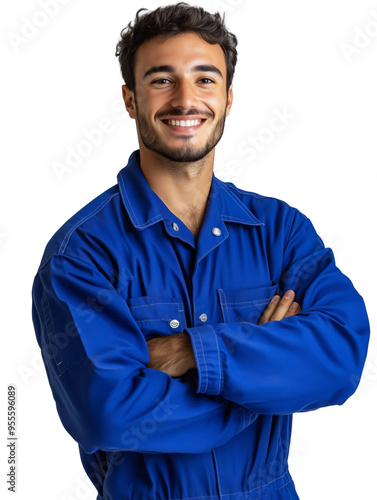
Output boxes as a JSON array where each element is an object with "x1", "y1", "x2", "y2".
[{"x1": 110, "y1": 221, "x2": 285, "y2": 340}]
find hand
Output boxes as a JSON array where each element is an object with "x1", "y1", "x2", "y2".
[
  {"x1": 147, "y1": 332, "x2": 196, "y2": 377},
  {"x1": 147, "y1": 291, "x2": 301, "y2": 376},
  {"x1": 258, "y1": 290, "x2": 301, "y2": 325}
]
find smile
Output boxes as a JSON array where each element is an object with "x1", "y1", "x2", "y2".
[{"x1": 162, "y1": 119, "x2": 205, "y2": 128}]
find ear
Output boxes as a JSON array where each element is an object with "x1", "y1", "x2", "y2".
[
  {"x1": 225, "y1": 84, "x2": 234, "y2": 117},
  {"x1": 122, "y1": 85, "x2": 137, "y2": 119}
]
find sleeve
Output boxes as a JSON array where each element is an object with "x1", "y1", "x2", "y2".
[
  {"x1": 32, "y1": 254, "x2": 255, "y2": 455},
  {"x1": 186, "y1": 214, "x2": 370, "y2": 414}
]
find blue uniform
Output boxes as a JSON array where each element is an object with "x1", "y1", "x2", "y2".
[{"x1": 32, "y1": 151, "x2": 369, "y2": 499}]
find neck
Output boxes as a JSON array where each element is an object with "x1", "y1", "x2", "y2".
[{"x1": 139, "y1": 148, "x2": 215, "y2": 237}]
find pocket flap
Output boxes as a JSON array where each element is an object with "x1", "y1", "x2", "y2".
[
  {"x1": 127, "y1": 295, "x2": 187, "y2": 339},
  {"x1": 218, "y1": 281, "x2": 279, "y2": 324}
]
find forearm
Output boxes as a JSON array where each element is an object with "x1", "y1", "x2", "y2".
[
  {"x1": 33, "y1": 255, "x2": 254, "y2": 455},
  {"x1": 147, "y1": 332, "x2": 196, "y2": 377},
  {"x1": 46, "y1": 353, "x2": 252, "y2": 454},
  {"x1": 147, "y1": 290, "x2": 301, "y2": 378},
  {"x1": 186, "y1": 252, "x2": 369, "y2": 414}
]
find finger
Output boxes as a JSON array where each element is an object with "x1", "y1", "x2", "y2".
[
  {"x1": 283, "y1": 301, "x2": 301, "y2": 319},
  {"x1": 258, "y1": 295, "x2": 281, "y2": 325},
  {"x1": 269, "y1": 290, "x2": 296, "y2": 321}
]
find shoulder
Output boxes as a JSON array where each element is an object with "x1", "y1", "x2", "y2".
[
  {"x1": 218, "y1": 180, "x2": 323, "y2": 258},
  {"x1": 220, "y1": 180, "x2": 308, "y2": 227},
  {"x1": 38, "y1": 184, "x2": 122, "y2": 271}
]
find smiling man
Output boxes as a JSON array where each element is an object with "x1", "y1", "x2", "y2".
[
  {"x1": 123, "y1": 29, "x2": 233, "y2": 240},
  {"x1": 32, "y1": 3, "x2": 369, "y2": 500},
  {"x1": 132, "y1": 34, "x2": 227, "y2": 163}
]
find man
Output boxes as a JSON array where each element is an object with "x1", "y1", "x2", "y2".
[{"x1": 32, "y1": 3, "x2": 369, "y2": 499}]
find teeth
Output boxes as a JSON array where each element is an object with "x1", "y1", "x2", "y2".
[{"x1": 166, "y1": 119, "x2": 202, "y2": 127}]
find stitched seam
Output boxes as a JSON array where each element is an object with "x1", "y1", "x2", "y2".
[
  {"x1": 160, "y1": 472, "x2": 291, "y2": 500},
  {"x1": 119, "y1": 173, "x2": 163, "y2": 228},
  {"x1": 212, "y1": 449, "x2": 223, "y2": 499},
  {"x1": 134, "y1": 318, "x2": 179, "y2": 323},
  {"x1": 119, "y1": 173, "x2": 140, "y2": 226},
  {"x1": 41, "y1": 296, "x2": 65, "y2": 372},
  {"x1": 162, "y1": 494, "x2": 220, "y2": 500},
  {"x1": 218, "y1": 182, "x2": 260, "y2": 221},
  {"x1": 194, "y1": 328, "x2": 208, "y2": 393},
  {"x1": 217, "y1": 290, "x2": 226, "y2": 323},
  {"x1": 178, "y1": 305, "x2": 186, "y2": 329},
  {"x1": 188, "y1": 330, "x2": 202, "y2": 393},
  {"x1": 58, "y1": 193, "x2": 119, "y2": 254},
  {"x1": 224, "y1": 295, "x2": 230, "y2": 324},
  {"x1": 218, "y1": 289, "x2": 230, "y2": 323},
  {"x1": 196, "y1": 226, "x2": 229, "y2": 264},
  {"x1": 137, "y1": 214, "x2": 163, "y2": 228},
  {"x1": 129, "y1": 302, "x2": 180, "y2": 308},
  {"x1": 197, "y1": 245, "x2": 220, "y2": 264},
  {"x1": 225, "y1": 471, "x2": 291, "y2": 498},
  {"x1": 256, "y1": 478, "x2": 293, "y2": 500},
  {"x1": 209, "y1": 325, "x2": 222, "y2": 395},
  {"x1": 226, "y1": 301, "x2": 270, "y2": 308},
  {"x1": 225, "y1": 299, "x2": 271, "y2": 306},
  {"x1": 221, "y1": 214, "x2": 261, "y2": 225},
  {"x1": 225, "y1": 183, "x2": 282, "y2": 201},
  {"x1": 221, "y1": 215, "x2": 248, "y2": 223},
  {"x1": 57, "y1": 356, "x2": 87, "y2": 377},
  {"x1": 41, "y1": 295, "x2": 88, "y2": 376},
  {"x1": 220, "y1": 291, "x2": 230, "y2": 323}
]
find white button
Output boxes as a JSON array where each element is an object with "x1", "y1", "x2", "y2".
[
  {"x1": 172, "y1": 222, "x2": 179, "y2": 231},
  {"x1": 212, "y1": 227, "x2": 221, "y2": 236},
  {"x1": 199, "y1": 313, "x2": 208, "y2": 323},
  {"x1": 170, "y1": 319, "x2": 180, "y2": 329}
]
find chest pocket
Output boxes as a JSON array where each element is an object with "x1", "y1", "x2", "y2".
[
  {"x1": 218, "y1": 281, "x2": 279, "y2": 325},
  {"x1": 127, "y1": 295, "x2": 187, "y2": 340}
]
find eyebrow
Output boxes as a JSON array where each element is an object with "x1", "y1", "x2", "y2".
[{"x1": 143, "y1": 64, "x2": 223, "y2": 80}]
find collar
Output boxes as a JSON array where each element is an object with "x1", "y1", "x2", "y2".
[{"x1": 117, "y1": 150, "x2": 263, "y2": 234}]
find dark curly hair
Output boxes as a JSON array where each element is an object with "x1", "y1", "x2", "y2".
[{"x1": 115, "y1": 2, "x2": 238, "y2": 93}]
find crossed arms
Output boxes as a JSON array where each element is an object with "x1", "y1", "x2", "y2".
[
  {"x1": 147, "y1": 290, "x2": 301, "y2": 377},
  {"x1": 32, "y1": 212, "x2": 369, "y2": 454}
]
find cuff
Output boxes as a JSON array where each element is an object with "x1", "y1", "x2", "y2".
[{"x1": 186, "y1": 325, "x2": 223, "y2": 396}]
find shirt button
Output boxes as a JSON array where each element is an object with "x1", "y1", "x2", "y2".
[
  {"x1": 170, "y1": 319, "x2": 180, "y2": 329},
  {"x1": 172, "y1": 222, "x2": 179, "y2": 232},
  {"x1": 212, "y1": 227, "x2": 221, "y2": 236},
  {"x1": 199, "y1": 313, "x2": 208, "y2": 323}
]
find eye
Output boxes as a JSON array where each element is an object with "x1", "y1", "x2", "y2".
[
  {"x1": 198, "y1": 78, "x2": 215, "y2": 84},
  {"x1": 151, "y1": 78, "x2": 172, "y2": 85}
]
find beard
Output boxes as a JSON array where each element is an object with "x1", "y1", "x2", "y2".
[{"x1": 135, "y1": 101, "x2": 227, "y2": 163}]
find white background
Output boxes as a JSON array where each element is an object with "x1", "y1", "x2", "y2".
[{"x1": 1, "y1": 0, "x2": 376, "y2": 498}]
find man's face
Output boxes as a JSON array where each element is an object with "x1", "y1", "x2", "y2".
[{"x1": 123, "y1": 32, "x2": 233, "y2": 163}]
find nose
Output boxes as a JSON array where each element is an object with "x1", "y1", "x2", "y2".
[{"x1": 170, "y1": 79, "x2": 198, "y2": 110}]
